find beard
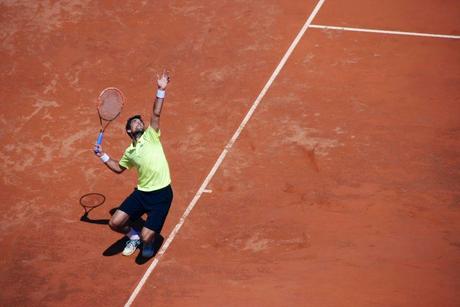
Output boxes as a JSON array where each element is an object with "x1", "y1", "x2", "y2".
[{"x1": 131, "y1": 129, "x2": 144, "y2": 140}]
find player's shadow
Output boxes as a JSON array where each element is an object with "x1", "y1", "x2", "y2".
[{"x1": 135, "y1": 234, "x2": 164, "y2": 265}]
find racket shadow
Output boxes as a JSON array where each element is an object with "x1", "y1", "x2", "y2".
[
  {"x1": 79, "y1": 192, "x2": 110, "y2": 224},
  {"x1": 80, "y1": 207, "x2": 117, "y2": 225}
]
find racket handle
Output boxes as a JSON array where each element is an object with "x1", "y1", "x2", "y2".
[{"x1": 96, "y1": 131, "x2": 104, "y2": 145}]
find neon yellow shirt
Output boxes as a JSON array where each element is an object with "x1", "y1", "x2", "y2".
[{"x1": 119, "y1": 126, "x2": 171, "y2": 191}]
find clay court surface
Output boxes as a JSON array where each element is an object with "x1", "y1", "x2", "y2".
[{"x1": 1, "y1": 0, "x2": 460, "y2": 306}]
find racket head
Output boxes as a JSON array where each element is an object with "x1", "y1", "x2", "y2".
[
  {"x1": 79, "y1": 193, "x2": 106, "y2": 211},
  {"x1": 97, "y1": 87, "x2": 125, "y2": 121}
]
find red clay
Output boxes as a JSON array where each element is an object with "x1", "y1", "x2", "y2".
[{"x1": 0, "y1": 1, "x2": 459, "y2": 306}]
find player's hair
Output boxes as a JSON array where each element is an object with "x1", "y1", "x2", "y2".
[{"x1": 125, "y1": 115, "x2": 143, "y2": 136}]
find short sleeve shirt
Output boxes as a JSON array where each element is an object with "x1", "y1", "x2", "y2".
[{"x1": 119, "y1": 126, "x2": 171, "y2": 191}]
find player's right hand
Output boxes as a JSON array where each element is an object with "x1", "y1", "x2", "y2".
[{"x1": 93, "y1": 144, "x2": 103, "y2": 156}]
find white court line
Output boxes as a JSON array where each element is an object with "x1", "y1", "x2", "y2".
[
  {"x1": 310, "y1": 24, "x2": 460, "y2": 40},
  {"x1": 124, "y1": 0, "x2": 326, "y2": 306}
]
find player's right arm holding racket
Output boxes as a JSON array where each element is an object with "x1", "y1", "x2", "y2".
[{"x1": 94, "y1": 144, "x2": 127, "y2": 174}]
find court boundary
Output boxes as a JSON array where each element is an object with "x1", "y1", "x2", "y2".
[
  {"x1": 124, "y1": 0, "x2": 327, "y2": 305},
  {"x1": 310, "y1": 24, "x2": 460, "y2": 39}
]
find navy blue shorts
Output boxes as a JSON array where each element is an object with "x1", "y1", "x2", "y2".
[{"x1": 119, "y1": 185, "x2": 173, "y2": 233}]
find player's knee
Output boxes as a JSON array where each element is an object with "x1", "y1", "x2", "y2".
[
  {"x1": 108, "y1": 219, "x2": 121, "y2": 231},
  {"x1": 109, "y1": 210, "x2": 129, "y2": 231}
]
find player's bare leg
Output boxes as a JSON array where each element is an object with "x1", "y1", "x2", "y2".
[
  {"x1": 141, "y1": 227, "x2": 155, "y2": 242},
  {"x1": 141, "y1": 227, "x2": 157, "y2": 258},
  {"x1": 110, "y1": 210, "x2": 141, "y2": 256},
  {"x1": 109, "y1": 210, "x2": 131, "y2": 234}
]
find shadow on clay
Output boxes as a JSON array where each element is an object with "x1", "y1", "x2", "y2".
[
  {"x1": 135, "y1": 234, "x2": 164, "y2": 265},
  {"x1": 78, "y1": 193, "x2": 155, "y2": 260}
]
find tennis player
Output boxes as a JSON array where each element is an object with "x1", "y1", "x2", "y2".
[{"x1": 93, "y1": 70, "x2": 173, "y2": 258}]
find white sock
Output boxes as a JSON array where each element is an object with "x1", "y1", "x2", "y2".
[{"x1": 127, "y1": 228, "x2": 140, "y2": 240}]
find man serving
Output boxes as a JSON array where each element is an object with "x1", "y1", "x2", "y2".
[{"x1": 94, "y1": 70, "x2": 173, "y2": 258}]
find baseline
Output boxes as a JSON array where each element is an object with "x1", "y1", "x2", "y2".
[{"x1": 310, "y1": 24, "x2": 460, "y2": 40}]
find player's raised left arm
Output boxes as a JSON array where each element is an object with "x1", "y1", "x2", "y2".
[{"x1": 151, "y1": 70, "x2": 170, "y2": 132}]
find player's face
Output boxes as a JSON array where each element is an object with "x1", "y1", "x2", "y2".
[{"x1": 130, "y1": 118, "x2": 144, "y2": 133}]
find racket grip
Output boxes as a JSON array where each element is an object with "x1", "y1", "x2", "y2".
[{"x1": 96, "y1": 131, "x2": 104, "y2": 145}]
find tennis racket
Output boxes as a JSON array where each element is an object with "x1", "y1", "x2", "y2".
[{"x1": 95, "y1": 87, "x2": 125, "y2": 148}]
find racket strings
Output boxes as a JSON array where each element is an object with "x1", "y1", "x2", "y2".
[{"x1": 98, "y1": 89, "x2": 124, "y2": 121}]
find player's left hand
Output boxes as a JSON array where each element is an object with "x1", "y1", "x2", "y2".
[{"x1": 157, "y1": 69, "x2": 170, "y2": 90}]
